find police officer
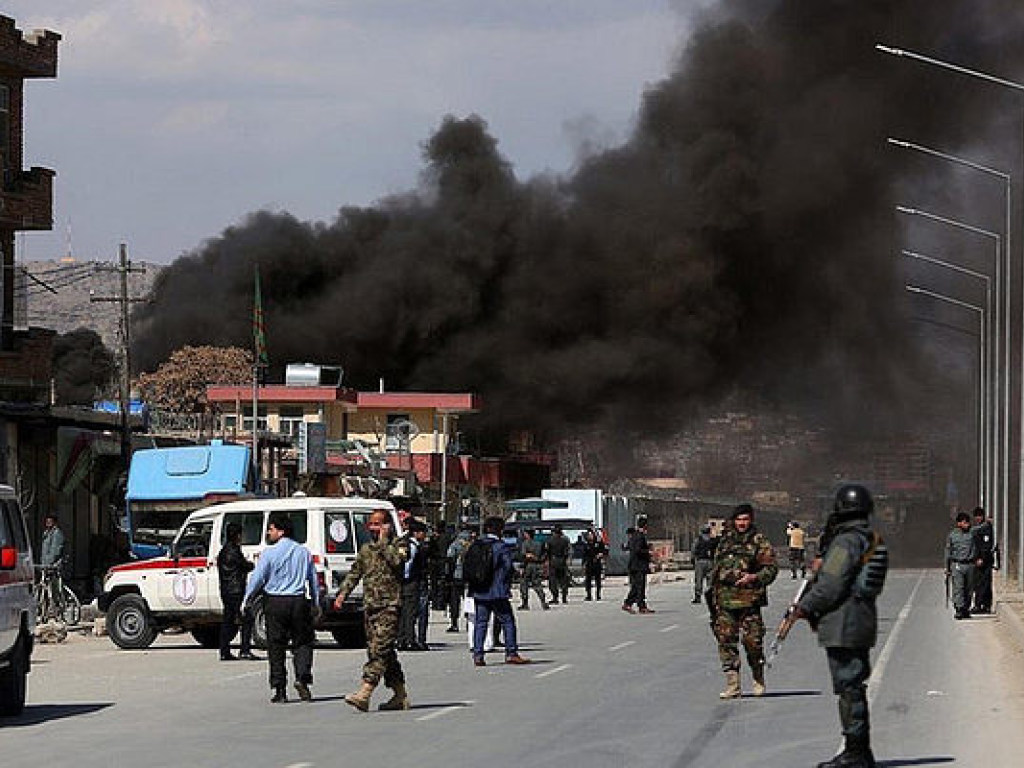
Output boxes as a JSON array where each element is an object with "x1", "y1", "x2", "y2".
[
  {"x1": 709, "y1": 504, "x2": 777, "y2": 698},
  {"x1": 518, "y1": 528, "x2": 549, "y2": 610},
  {"x1": 691, "y1": 524, "x2": 716, "y2": 604},
  {"x1": 970, "y1": 507, "x2": 996, "y2": 614},
  {"x1": 945, "y1": 511, "x2": 977, "y2": 621},
  {"x1": 795, "y1": 484, "x2": 887, "y2": 768}
]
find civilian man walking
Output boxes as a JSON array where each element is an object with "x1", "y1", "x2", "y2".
[
  {"x1": 471, "y1": 516, "x2": 530, "y2": 666},
  {"x1": 244, "y1": 514, "x2": 320, "y2": 704}
]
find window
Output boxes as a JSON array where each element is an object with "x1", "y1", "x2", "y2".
[
  {"x1": 324, "y1": 511, "x2": 354, "y2": 554},
  {"x1": 279, "y1": 406, "x2": 306, "y2": 437},
  {"x1": 242, "y1": 405, "x2": 268, "y2": 433},
  {"x1": 265, "y1": 510, "x2": 308, "y2": 544},
  {"x1": 385, "y1": 414, "x2": 411, "y2": 451},
  {"x1": 177, "y1": 521, "x2": 214, "y2": 558},
  {"x1": 222, "y1": 512, "x2": 264, "y2": 546}
]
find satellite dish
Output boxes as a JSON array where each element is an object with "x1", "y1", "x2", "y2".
[{"x1": 392, "y1": 419, "x2": 420, "y2": 441}]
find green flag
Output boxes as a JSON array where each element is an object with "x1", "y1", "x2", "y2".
[{"x1": 254, "y1": 265, "x2": 268, "y2": 366}]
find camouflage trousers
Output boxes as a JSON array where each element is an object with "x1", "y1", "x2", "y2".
[
  {"x1": 362, "y1": 606, "x2": 405, "y2": 688},
  {"x1": 712, "y1": 606, "x2": 765, "y2": 673}
]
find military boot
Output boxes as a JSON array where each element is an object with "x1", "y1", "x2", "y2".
[
  {"x1": 816, "y1": 746, "x2": 876, "y2": 768},
  {"x1": 344, "y1": 680, "x2": 377, "y2": 712},
  {"x1": 751, "y1": 664, "x2": 766, "y2": 697},
  {"x1": 719, "y1": 670, "x2": 741, "y2": 699},
  {"x1": 378, "y1": 682, "x2": 410, "y2": 711}
]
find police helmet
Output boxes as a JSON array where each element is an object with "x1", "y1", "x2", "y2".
[{"x1": 833, "y1": 484, "x2": 874, "y2": 518}]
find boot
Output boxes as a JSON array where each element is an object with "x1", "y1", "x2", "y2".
[
  {"x1": 751, "y1": 665, "x2": 766, "y2": 697},
  {"x1": 816, "y1": 744, "x2": 875, "y2": 768},
  {"x1": 270, "y1": 686, "x2": 288, "y2": 704},
  {"x1": 378, "y1": 682, "x2": 410, "y2": 711},
  {"x1": 719, "y1": 670, "x2": 741, "y2": 700},
  {"x1": 344, "y1": 680, "x2": 377, "y2": 712}
]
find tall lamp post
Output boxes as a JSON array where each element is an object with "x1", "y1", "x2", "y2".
[
  {"x1": 877, "y1": 40, "x2": 1024, "y2": 589},
  {"x1": 896, "y1": 205, "x2": 1002, "y2": 527},
  {"x1": 902, "y1": 249, "x2": 992, "y2": 505},
  {"x1": 888, "y1": 137, "x2": 1011, "y2": 531}
]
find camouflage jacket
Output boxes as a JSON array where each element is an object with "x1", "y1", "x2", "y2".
[
  {"x1": 337, "y1": 534, "x2": 410, "y2": 611},
  {"x1": 711, "y1": 524, "x2": 778, "y2": 609}
]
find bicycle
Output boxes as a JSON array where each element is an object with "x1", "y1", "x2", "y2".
[{"x1": 34, "y1": 561, "x2": 82, "y2": 626}]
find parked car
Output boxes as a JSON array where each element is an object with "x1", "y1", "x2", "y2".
[
  {"x1": 0, "y1": 485, "x2": 35, "y2": 716},
  {"x1": 98, "y1": 495, "x2": 403, "y2": 650}
]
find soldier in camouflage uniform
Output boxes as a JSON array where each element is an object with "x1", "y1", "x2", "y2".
[
  {"x1": 519, "y1": 529, "x2": 549, "y2": 610},
  {"x1": 709, "y1": 504, "x2": 778, "y2": 699},
  {"x1": 334, "y1": 510, "x2": 411, "y2": 712}
]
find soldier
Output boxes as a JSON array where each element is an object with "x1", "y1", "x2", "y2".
[
  {"x1": 333, "y1": 510, "x2": 411, "y2": 712},
  {"x1": 691, "y1": 524, "x2": 717, "y2": 604},
  {"x1": 622, "y1": 517, "x2": 655, "y2": 614},
  {"x1": 945, "y1": 511, "x2": 977, "y2": 621},
  {"x1": 970, "y1": 507, "x2": 996, "y2": 614},
  {"x1": 795, "y1": 484, "x2": 888, "y2": 768},
  {"x1": 709, "y1": 504, "x2": 777, "y2": 699},
  {"x1": 547, "y1": 525, "x2": 571, "y2": 604},
  {"x1": 518, "y1": 528, "x2": 549, "y2": 610},
  {"x1": 582, "y1": 529, "x2": 607, "y2": 601}
]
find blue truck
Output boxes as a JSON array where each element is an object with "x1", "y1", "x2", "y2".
[{"x1": 124, "y1": 441, "x2": 254, "y2": 559}]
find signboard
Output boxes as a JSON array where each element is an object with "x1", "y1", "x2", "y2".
[{"x1": 298, "y1": 422, "x2": 328, "y2": 474}]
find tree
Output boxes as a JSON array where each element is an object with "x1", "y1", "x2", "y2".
[
  {"x1": 52, "y1": 328, "x2": 115, "y2": 406},
  {"x1": 136, "y1": 346, "x2": 251, "y2": 413}
]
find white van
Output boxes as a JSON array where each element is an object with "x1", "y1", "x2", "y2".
[
  {"x1": 0, "y1": 485, "x2": 34, "y2": 716},
  {"x1": 98, "y1": 496, "x2": 402, "y2": 650}
]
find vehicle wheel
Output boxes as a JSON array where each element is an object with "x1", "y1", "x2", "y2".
[
  {"x1": 0, "y1": 630, "x2": 28, "y2": 716},
  {"x1": 107, "y1": 594, "x2": 158, "y2": 649},
  {"x1": 62, "y1": 587, "x2": 82, "y2": 626},
  {"x1": 190, "y1": 626, "x2": 221, "y2": 649},
  {"x1": 331, "y1": 626, "x2": 367, "y2": 649},
  {"x1": 250, "y1": 599, "x2": 267, "y2": 650}
]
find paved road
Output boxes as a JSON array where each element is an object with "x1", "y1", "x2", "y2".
[{"x1": 3, "y1": 571, "x2": 1022, "y2": 767}]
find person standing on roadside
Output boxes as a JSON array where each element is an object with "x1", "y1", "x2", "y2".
[
  {"x1": 787, "y1": 521, "x2": 807, "y2": 579},
  {"x1": 794, "y1": 484, "x2": 888, "y2": 768},
  {"x1": 470, "y1": 516, "x2": 531, "y2": 667},
  {"x1": 445, "y1": 527, "x2": 473, "y2": 631},
  {"x1": 945, "y1": 511, "x2": 977, "y2": 621},
  {"x1": 691, "y1": 524, "x2": 717, "y2": 604},
  {"x1": 622, "y1": 517, "x2": 654, "y2": 614},
  {"x1": 582, "y1": 529, "x2": 607, "y2": 601},
  {"x1": 334, "y1": 510, "x2": 411, "y2": 712},
  {"x1": 547, "y1": 524, "x2": 571, "y2": 604},
  {"x1": 243, "y1": 514, "x2": 320, "y2": 704},
  {"x1": 217, "y1": 522, "x2": 258, "y2": 661},
  {"x1": 398, "y1": 520, "x2": 429, "y2": 651},
  {"x1": 709, "y1": 504, "x2": 777, "y2": 699},
  {"x1": 518, "y1": 528, "x2": 549, "y2": 610},
  {"x1": 40, "y1": 514, "x2": 65, "y2": 568},
  {"x1": 970, "y1": 507, "x2": 995, "y2": 614}
]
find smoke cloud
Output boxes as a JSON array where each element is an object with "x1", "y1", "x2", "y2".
[{"x1": 132, "y1": 1, "x2": 1024, "y2": 453}]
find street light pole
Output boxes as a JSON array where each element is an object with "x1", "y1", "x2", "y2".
[
  {"x1": 888, "y1": 138, "x2": 1012, "y2": 560},
  {"x1": 877, "y1": 40, "x2": 1024, "y2": 591},
  {"x1": 897, "y1": 205, "x2": 1002, "y2": 527},
  {"x1": 902, "y1": 250, "x2": 992, "y2": 504}
]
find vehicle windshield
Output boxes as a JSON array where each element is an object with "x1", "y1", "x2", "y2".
[{"x1": 132, "y1": 500, "x2": 197, "y2": 545}]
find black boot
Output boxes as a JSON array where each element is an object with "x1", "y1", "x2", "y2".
[
  {"x1": 816, "y1": 746, "x2": 875, "y2": 768},
  {"x1": 270, "y1": 686, "x2": 288, "y2": 704}
]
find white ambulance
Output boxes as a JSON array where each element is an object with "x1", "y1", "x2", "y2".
[{"x1": 98, "y1": 495, "x2": 402, "y2": 650}]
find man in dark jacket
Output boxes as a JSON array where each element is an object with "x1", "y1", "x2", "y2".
[
  {"x1": 547, "y1": 525, "x2": 572, "y2": 604},
  {"x1": 622, "y1": 517, "x2": 654, "y2": 614},
  {"x1": 970, "y1": 507, "x2": 996, "y2": 614},
  {"x1": 398, "y1": 520, "x2": 429, "y2": 651},
  {"x1": 796, "y1": 484, "x2": 888, "y2": 768},
  {"x1": 217, "y1": 522, "x2": 257, "y2": 661},
  {"x1": 582, "y1": 529, "x2": 607, "y2": 601},
  {"x1": 471, "y1": 516, "x2": 530, "y2": 667},
  {"x1": 691, "y1": 524, "x2": 717, "y2": 604}
]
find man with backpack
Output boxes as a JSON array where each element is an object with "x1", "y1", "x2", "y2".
[
  {"x1": 794, "y1": 484, "x2": 888, "y2": 768},
  {"x1": 466, "y1": 516, "x2": 530, "y2": 667}
]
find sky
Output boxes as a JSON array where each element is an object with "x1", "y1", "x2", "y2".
[{"x1": 6, "y1": 0, "x2": 689, "y2": 265}]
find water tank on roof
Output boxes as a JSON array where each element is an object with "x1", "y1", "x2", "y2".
[{"x1": 285, "y1": 363, "x2": 344, "y2": 388}]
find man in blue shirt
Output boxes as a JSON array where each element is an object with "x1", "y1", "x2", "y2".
[
  {"x1": 471, "y1": 516, "x2": 531, "y2": 667},
  {"x1": 244, "y1": 514, "x2": 320, "y2": 703}
]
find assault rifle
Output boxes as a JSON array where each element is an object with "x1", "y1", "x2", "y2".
[{"x1": 766, "y1": 577, "x2": 811, "y2": 668}]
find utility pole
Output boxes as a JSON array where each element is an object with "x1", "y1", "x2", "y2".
[{"x1": 92, "y1": 243, "x2": 146, "y2": 465}]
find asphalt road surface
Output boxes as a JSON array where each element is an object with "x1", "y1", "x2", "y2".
[{"x1": 3, "y1": 570, "x2": 1022, "y2": 768}]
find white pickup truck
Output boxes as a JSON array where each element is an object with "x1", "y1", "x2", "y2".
[{"x1": 98, "y1": 496, "x2": 402, "y2": 650}]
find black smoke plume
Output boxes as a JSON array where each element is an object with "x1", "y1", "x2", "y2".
[
  {"x1": 132, "y1": 1, "x2": 1024, "y2": 454},
  {"x1": 53, "y1": 328, "x2": 115, "y2": 406}
]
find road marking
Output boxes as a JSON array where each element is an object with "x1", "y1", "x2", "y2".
[
  {"x1": 284, "y1": 763, "x2": 314, "y2": 768},
  {"x1": 608, "y1": 640, "x2": 635, "y2": 651},
  {"x1": 535, "y1": 663, "x2": 572, "y2": 678},
  {"x1": 416, "y1": 702, "x2": 474, "y2": 722},
  {"x1": 660, "y1": 624, "x2": 679, "y2": 633}
]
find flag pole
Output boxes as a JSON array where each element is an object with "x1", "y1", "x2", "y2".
[{"x1": 252, "y1": 264, "x2": 268, "y2": 488}]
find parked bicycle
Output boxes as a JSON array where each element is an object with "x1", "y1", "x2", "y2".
[{"x1": 34, "y1": 560, "x2": 81, "y2": 626}]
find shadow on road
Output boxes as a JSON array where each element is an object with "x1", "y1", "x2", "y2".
[
  {"x1": 3, "y1": 702, "x2": 113, "y2": 727},
  {"x1": 878, "y1": 758, "x2": 955, "y2": 766},
  {"x1": 748, "y1": 689, "x2": 823, "y2": 698}
]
